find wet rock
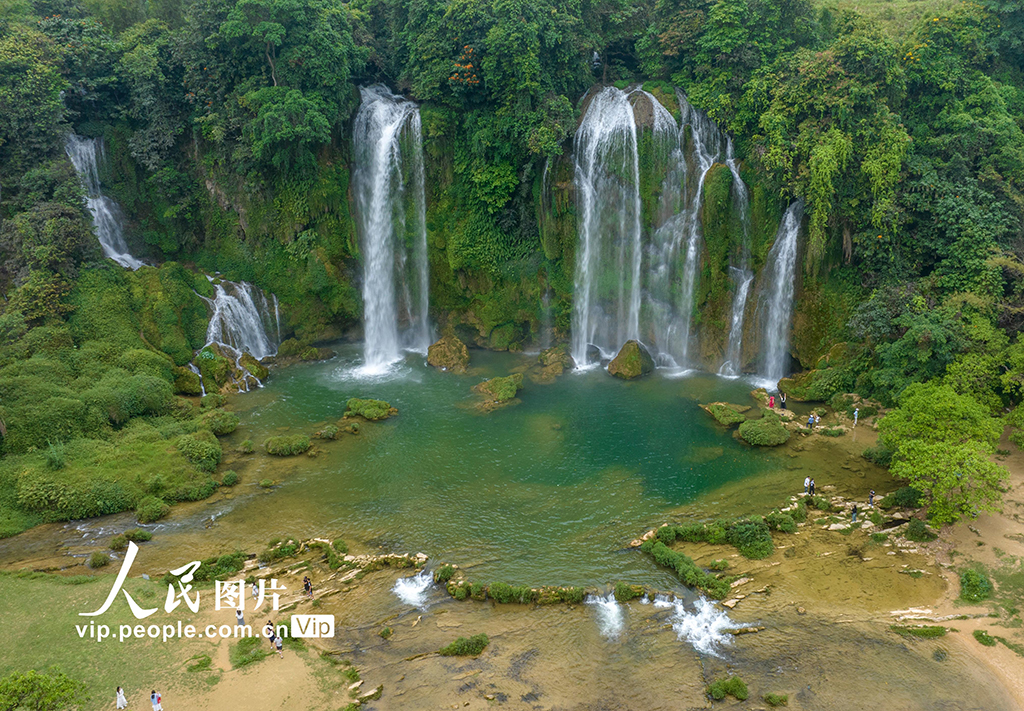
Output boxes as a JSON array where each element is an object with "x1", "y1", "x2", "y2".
[
  {"x1": 173, "y1": 366, "x2": 203, "y2": 395},
  {"x1": 428, "y1": 334, "x2": 470, "y2": 373},
  {"x1": 607, "y1": 340, "x2": 654, "y2": 379},
  {"x1": 239, "y1": 352, "x2": 269, "y2": 381},
  {"x1": 538, "y1": 344, "x2": 575, "y2": 373}
]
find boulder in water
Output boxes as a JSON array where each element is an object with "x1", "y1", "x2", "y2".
[
  {"x1": 344, "y1": 398, "x2": 397, "y2": 421},
  {"x1": 539, "y1": 344, "x2": 574, "y2": 371},
  {"x1": 607, "y1": 340, "x2": 654, "y2": 379},
  {"x1": 427, "y1": 334, "x2": 469, "y2": 373},
  {"x1": 738, "y1": 411, "x2": 791, "y2": 446},
  {"x1": 239, "y1": 352, "x2": 269, "y2": 381},
  {"x1": 473, "y1": 373, "x2": 523, "y2": 403},
  {"x1": 196, "y1": 345, "x2": 232, "y2": 387}
]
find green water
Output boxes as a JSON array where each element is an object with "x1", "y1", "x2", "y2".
[{"x1": 215, "y1": 346, "x2": 779, "y2": 587}]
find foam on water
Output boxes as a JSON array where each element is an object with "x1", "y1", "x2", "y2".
[
  {"x1": 586, "y1": 592, "x2": 624, "y2": 641},
  {"x1": 666, "y1": 596, "x2": 734, "y2": 656},
  {"x1": 392, "y1": 569, "x2": 433, "y2": 609}
]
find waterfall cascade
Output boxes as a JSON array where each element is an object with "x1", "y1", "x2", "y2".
[
  {"x1": 352, "y1": 85, "x2": 431, "y2": 373},
  {"x1": 757, "y1": 201, "x2": 805, "y2": 388},
  {"x1": 571, "y1": 87, "x2": 738, "y2": 369},
  {"x1": 64, "y1": 134, "x2": 143, "y2": 270},
  {"x1": 719, "y1": 138, "x2": 753, "y2": 376},
  {"x1": 201, "y1": 278, "x2": 280, "y2": 391}
]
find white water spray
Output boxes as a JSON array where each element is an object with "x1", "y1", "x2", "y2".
[
  {"x1": 586, "y1": 592, "x2": 625, "y2": 640},
  {"x1": 64, "y1": 134, "x2": 142, "y2": 270},
  {"x1": 654, "y1": 595, "x2": 734, "y2": 656},
  {"x1": 392, "y1": 569, "x2": 433, "y2": 609},
  {"x1": 352, "y1": 85, "x2": 430, "y2": 373},
  {"x1": 718, "y1": 138, "x2": 753, "y2": 376}
]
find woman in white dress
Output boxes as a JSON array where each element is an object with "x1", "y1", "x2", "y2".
[{"x1": 116, "y1": 687, "x2": 128, "y2": 709}]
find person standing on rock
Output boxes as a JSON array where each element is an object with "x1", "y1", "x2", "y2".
[
  {"x1": 809, "y1": 479, "x2": 815, "y2": 496},
  {"x1": 869, "y1": 490, "x2": 875, "y2": 508},
  {"x1": 853, "y1": 407, "x2": 859, "y2": 427},
  {"x1": 807, "y1": 414, "x2": 814, "y2": 430},
  {"x1": 851, "y1": 504, "x2": 858, "y2": 523},
  {"x1": 781, "y1": 392, "x2": 786, "y2": 408},
  {"x1": 116, "y1": 687, "x2": 128, "y2": 709},
  {"x1": 804, "y1": 476, "x2": 810, "y2": 494},
  {"x1": 769, "y1": 395, "x2": 775, "y2": 409}
]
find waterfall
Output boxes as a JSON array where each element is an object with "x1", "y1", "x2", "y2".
[
  {"x1": 571, "y1": 86, "x2": 728, "y2": 369},
  {"x1": 586, "y1": 592, "x2": 625, "y2": 640},
  {"x1": 352, "y1": 85, "x2": 430, "y2": 373},
  {"x1": 719, "y1": 138, "x2": 753, "y2": 377},
  {"x1": 757, "y1": 201, "x2": 805, "y2": 388},
  {"x1": 653, "y1": 595, "x2": 734, "y2": 656},
  {"x1": 187, "y1": 364, "x2": 207, "y2": 396},
  {"x1": 539, "y1": 288, "x2": 553, "y2": 351},
  {"x1": 392, "y1": 569, "x2": 433, "y2": 609},
  {"x1": 571, "y1": 86, "x2": 643, "y2": 367},
  {"x1": 203, "y1": 279, "x2": 279, "y2": 361},
  {"x1": 64, "y1": 134, "x2": 142, "y2": 270}
]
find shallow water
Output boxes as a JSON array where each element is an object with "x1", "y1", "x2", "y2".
[{"x1": 195, "y1": 346, "x2": 787, "y2": 586}]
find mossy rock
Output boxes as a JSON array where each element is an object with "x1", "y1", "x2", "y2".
[
  {"x1": 172, "y1": 366, "x2": 203, "y2": 396},
  {"x1": 344, "y1": 398, "x2": 397, "y2": 421},
  {"x1": 427, "y1": 334, "x2": 469, "y2": 373},
  {"x1": 607, "y1": 340, "x2": 654, "y2": 380},
  {"x1": 474, "y1": 373, "x2": 524, "y2": 403},
  {"x1": 264, "y1": 434, "x2": 311, "y2": 456},
  {"x1": 196, "y1": 346, "x2": 232, "y2": 387},
  {"x1": 239, "y1": 352, "x2": 269, "y2": 381},
  {"x1": 738, "y1": 411, "x2": 791, "y2": 446},
  {"x1": 701, "y1": 402, "x2": 750, "y2": 427},
  {"x1": 777, "y1": 368, "x2": 844, "y2": 402},
  {"x1": 538, "y1": 344, "x2": 574, "y2": 372}
]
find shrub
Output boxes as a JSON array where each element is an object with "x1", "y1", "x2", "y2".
[
  {"x1": 88, "y1": 552, "x2": 109, "y2": 568},
  {"x1": 488, "y1": 582, "x2": 535, "y2": 604},
  {"x1": 45, "y1": 440, "x2": 66, "y2": 470},
  {"x1": 344, "y1": 398, "x2": 396, "y2": 420},
  {"x1": 974, "y1": 629, "x2": 998, "y2": 646},
  {"x1": 201, "y1": 393, "x2": 227, "y2": 410},
  {"x1": 264, "y1": 435, "x2": 311, "y2": 456},
  {"x1": 258, "y1": 538, "x2": 299, "y2": 564},
  {"x1": 109, "y1": 534, "x2": 128, "y2": 551},
  {"x1": 332, "y1": 538, "x2": 348, "y2": 555},
  {"x1": 959, "y1": 569, "x2": 993, "y2": 603},
  {"x1": 237, "y1": 439, "x2": 255, "y2": 454},
  {"x1": 821, "y1": 427, "x2": 844, "y2": 437},
  {"x1": 764, "y1": 693, "x2": 788, "y2": 707},
  {"x1": 707, "y1": 559, "x2": 729, "y2": 571},
  {"x1": 202, "y1": 409, "x2": 240, "y2": 436},
  {"x1": 766, "y1": 511, "x2": 797, "y2": 533},
  {"x1": 882, "y1": 486, "x2": 922, "y2": 508},
  {"x1": 791, "y1": 501, "x2": 808, "y2": 522},
  {"x1": 125, "y1": 528, "x2": 152, "y2": 542},
  {"x1": 905, "y1": 519, "x2": 937, "y2": 542},
  {"x1": 870, "y1": 532, "x2": 888, "y2": 543},
  {"x1": 707, "y1": 403, "x2": 746, "y2": 426},
  {"x1": 727, "y1": 518, "x2": 775, "y2": 559},
  {"x1": 708, "y1": 676, "x2": 748, "y2": 701},
  {"x1": 439, "y1": 634, "x2": 489, "y2": 656},
  {"x1": 890, "y1": 625, "x2": 947, "y2": 638},
  {"x1": 640, "y1": 540, "x2": 731, "y2": 599},
  {"x1": 614, "y1": 583, "x2": 643, "y2": 602},
  {"x1": 738, "y1": 411, "x2": 790, "y2": 446},
  {"x1": 136, "y1": 496, "x2": 170, "y2": 523},
  {"x1": 379, "y1": 627, "x2": 393, "y2": 639},
  {"x1": 862, "y1": 445, "x2": 894, "y2": 467},
  {"x1": 435, "y1": 565, "x2": 456, "y2": 584},
  {"x1": 221, "y1": 470, "x2": 239, "y2": 486},
  {"x1": 314, "y1": 424, "x2": 339, "y2": 440},
  {"x1": 259, "y1": 479, "x2": 274, "y2": 488},
  {"x1": 175, "y1": 432, "x2": 222, "y2": 472}
]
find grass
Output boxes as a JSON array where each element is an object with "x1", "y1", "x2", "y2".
[
  {"x1": 973, "y1": 630, "x2": 998, "y2": 647},
  {"x1": 764, "y1": 692, "x2": 789, "y2": 707},
  {"x1": 959, "y1": 568, "x2": 994, "y2": 603},
  {"x1": 229, "y1": 636, "x2": 271, "y2": 668},
  {"x1": 439, "y1": 634, "x2": 489, "y2": 656},
  {"x1": 890, "y1": 625, "x2": 947, "y2": 638},
  {"x1": 707, "y1": 676, "x2": 748, "y2": 701}
]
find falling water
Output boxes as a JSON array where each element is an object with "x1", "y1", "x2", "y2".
[
  {"x1": 64, "y1": 134, "x2": 142, "y2": 270},
  {"x1": 203, "y1": 279, "x2": 278, "y2": 361},
  {"x1": 586, "y1": 592, "x2": 625, "y2": 640},
  {"x1": 392, "y1": 569, "x2": 433, "y2": 609},
  {"x1": 719, "y1": 138, "x2": 753, "y2": 376},
  {"x1": 653, "y1": 595, "x2": 734, "y2": 656},
  {"x1": 539, "y1": 289, "x2": 553, "y2": 351},
  {"x1": 571, "y1": 86, "x2": 643, "y2": 367},
  {"x1": 352, "y1": 85, "x2": 431, "y2": 373},
  {"x1": 187, "y1": 364, "x2": 206, "y2": 396},
  {"x1": 757, "y1": 201, "x2": 805, "y2": 388}
]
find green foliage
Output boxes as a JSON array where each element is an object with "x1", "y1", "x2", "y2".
[
  {"x1": 88, "y1": 552, "x2": 109, "y2": 568},
  {"x1": 879, "y1": 382, "x2": 1008, "y2": 523},
  {"x1": 475, "y1": 373, "x2": 524, "y2": 402},
  {"x1": 258, "y1": 538, "x2": 298, "y2": 564},
  {"x1": 314, "y1": 424, "x2": 338, "y2": 440},
  {"x1": 863, "y1": 445, "x2": 894, "y2": 467},
  {"x1": 613, "y1": 583, "x2": 644, "y2": 602},
  {"x1": 0, "y1": 668, "x2": 88, "y2": 711},
  {"x1": 438, "y1": 633, "x2": 489, "y2": 657},
  {"x1": 766, "y1": 511, "x2": 797, "y2": 533},
  {"x1": 727, "y1": 518, "x2": 776, "y2": 559},
  {"x1": 487, "y1": 582, "x2": 536, "y2": 604},
  {"x1": 136, "y1": 495, "x2": 170, "y2": 523},
  {"x1": 708, "y1": 676, "x2": 748, "y2": 701},
  {"x1": 738, "y1": 411, "x2": 791, "y2": 446},
  {"x1": 764, "y1": 692, "x2": 789, "y2": 707},
  {"x1": 238, "y1": 439, "x2": 255, "y2": 454},
  {"x1": 639, "y1": 539, "x2": 731, "y2": 599},
  {"x1": 344, "y1": 398, "x2": 395, "y2": 421},
  {"x1": 109, "y1": 534, "x2": 128, "y2": 551},
  {"x1": 707, "y1": 403, "x2": 747, "y2": 427},
  {"x1": 379, "y1": 626, "x2": 393, "y2": 639},
  {"x1": 175, "y1": 431, "x2": 222, "y2": 472},
  {"x1": 221, "y1": 470, "x2": 239, "y2": 486},
  {"x1": 882, "y1": 486, "x2": 922, "y2": 509},
  {"x1": 434, "y1": 565, "x2": 456, "y2": 584},
  {"x1": 125, "y1": 528, "x2": 152, "y2": 542},
  {"x1": 201, "y1": 409, "x2": 240, "y2": 436},
  {"x1": 263, "y1": 434, "x2": 311, "y2": 455},
  {"x1": 959, "y1": 569, "x2": 994, "y2": 603},
  {"x1": 890, "y1": 625, "x2": 947, "y2": 638},
  {"x1": 904, "y1": 519, "x2": 938, "y2": 542},
  {"x1": 973, "y1": 629, "x2": 998, "y2": 646}
]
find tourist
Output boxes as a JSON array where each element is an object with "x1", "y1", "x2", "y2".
[
  {"x1": 252, "y1": 581, "x2": 259, "y2": 601},
  {"x1": 814, "y1": 413, "x2": 820, "y2": 426},
  {"x1": 265, "y1": 620, "x2": 275, "y2": 645},
  {"x1": 275, "y1": 635, "x2": 284, "y2": 658},
  {"x1": 851, "y1": 504, "x2": 858, "y2": 523},
  {"x1": 769, "y1": 395, "x2": 775, "y2": 409},
  {"x1": 116, "y1": 687, "x2": 128, "y2": 709},
  {"x1": 804, "y1": 476, "x2": 810, "y2": 494},
  {"x1": 853, "y1": 407, "x2": 859, "y2": 427},
  {"x1": 781, "y1": 392, "x2": 786, "y2": 408},
  {"x1": 150, "y1": 690, "x2": 163, "y2": 711},
  {"x1": 236, "y1": 608, "x2": 245, "y2": 627},
  {"x1": 807, "y1": 414, "x2": 814, "y2": 429},
  {"x1": 809, "y1": 479, "x2": 815, "y2": 496},
  {"x1": 303, "y1": 576, "x2": 313, "y2": 599},
  {"x1": 869, "y1": 490, "x2": 875, "y2": 508}
]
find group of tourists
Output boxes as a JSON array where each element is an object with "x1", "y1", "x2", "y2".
[{"x1": 114, "y1": 687, "x2": 162, "y2": 710}]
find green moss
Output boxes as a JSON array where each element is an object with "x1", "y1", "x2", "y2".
[
  {"x1": 708, "y1": 676, "x2": 748, "y2": 701},
  {"x1": 439, "y1": 633, "x2": 488, "y2": 657},
  {"x1": 175, "y1": 431, "x2": 222, "y2": 472},
  {"x1": 959, "y1": 569, "x2": 993, "y2": 603},
  {"x1": 474, "y1": 373, "x2": 523, "y2": 402},
  {"x1": 738, "y1": 411, "x2": 791, "y2": 446},
  {"x1": 201, "y1": 409, "x2": 239, "y2": 436},
  {"x1": 344, "y1": 398, "x2": 396, "y2": 421},
  {"x1": 764, "y1": 692, "x2": 789, "y2": 707},
  {"x1": 973, "y1": 629, "x2": 998, "y2": 646},
  {"x1": 705, "y1": 402, "x2": 748, "y2": 426},
  {"x1": 890, "y1": 625, "x2": 947, "y2": 638},
  {"x1": 136, "y1": 496, "x2": 170, "y2": 524},
  {"x1": 613, "y1": 583, "x2": 644, "y2": 602},
  {"x1": 607, "y1": 340, "x2": 655, "y2": 379},
  {"x1": 88, "y1": 552, "x2": 110, "y2": 568},
  {"x1": 230, "y1": 636, "x2": 271, "y2": 668}
]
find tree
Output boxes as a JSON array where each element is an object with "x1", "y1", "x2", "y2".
[
  {"x1": 878, "y1": 381, "x2": 1008, "y2": 523},
  {"x1": 0, "y1": 668, "x2": 87, "y2": 711}
]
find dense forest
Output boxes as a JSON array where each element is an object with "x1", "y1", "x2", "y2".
[{"x1": 0, "y1": 0, "x2": 1023, "y2": 532}]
